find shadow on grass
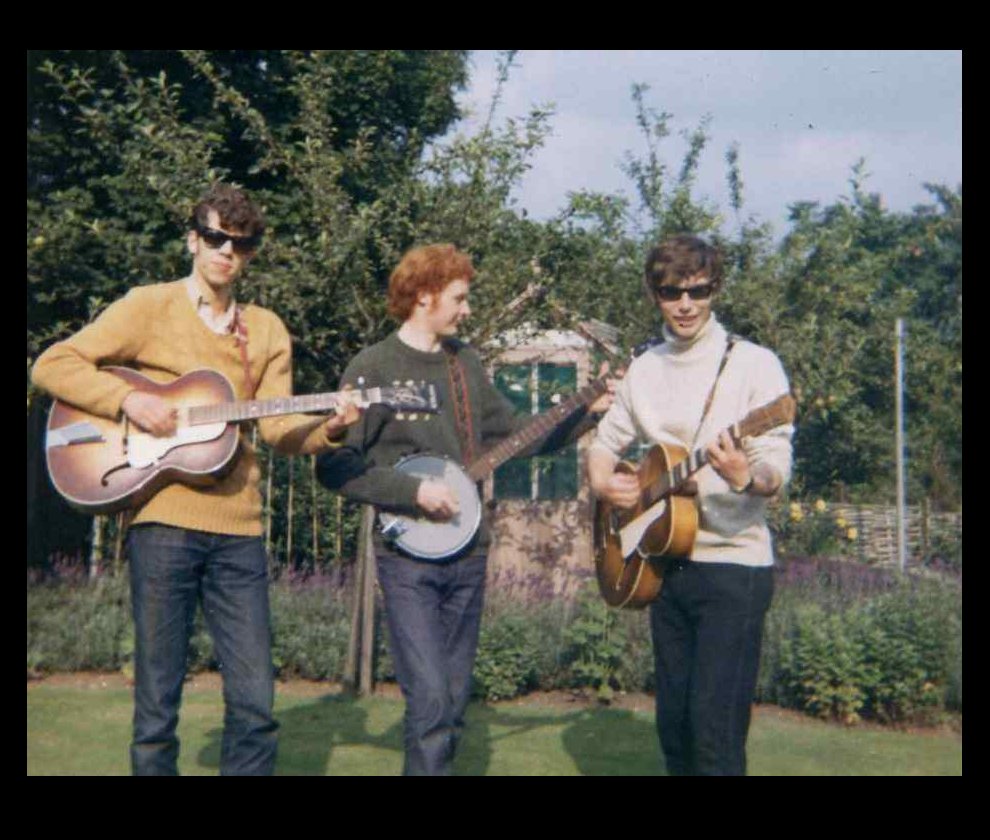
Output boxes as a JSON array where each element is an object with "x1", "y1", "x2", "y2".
[{"x1": 197, "y1": 691, "x2": 665, "y2": 776}]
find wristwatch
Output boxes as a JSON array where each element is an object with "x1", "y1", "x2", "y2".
[{"x1": 732, "y1": 476, "x2": 755, "y2": 494}]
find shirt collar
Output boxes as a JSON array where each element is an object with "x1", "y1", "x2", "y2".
[{"x1": 185, "y1": 276, "x2": 237, "y2": 335}]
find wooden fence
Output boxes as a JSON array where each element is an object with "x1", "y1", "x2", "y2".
[{"x1": 826, "y1": 501, "x2": 962, "y2": 567}]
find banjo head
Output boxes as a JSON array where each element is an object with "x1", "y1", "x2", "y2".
[{"x1": 379, "y1": 454, "x2": 482, "y2": 561}]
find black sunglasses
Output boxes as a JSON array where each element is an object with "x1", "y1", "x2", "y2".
[
  {"x1": 194, "y1": 223, "x2": 261, "y2": 255},
  {"x1": 654, "y1": 282, "x2": 716, "y2": 302}
]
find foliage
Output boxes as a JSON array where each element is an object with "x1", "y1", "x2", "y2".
[
  {"x1": 27, "y1": 567, "x2": 131, "y2": 674},
  {"x1": 27, "y1": 554, "x2": 960, "y2": 727},
  {"x1": 760, "y1": 558, "x2": 961, "y2": 724},
  {"x1": 560, "y1": 583, "x2": 628, "y2": 701},
  {"x1": 767, "y1": 497, "x2": 860, "y2": 559},
  {"x1": 28, "y1": 51, "x2": 961, "y2": 576},
  {"x1": 472, "y1": 611, "x2": 543, "y2": 701},
  {"x1": 268, "y1": 568, "x2": 353, "y2": 680}
]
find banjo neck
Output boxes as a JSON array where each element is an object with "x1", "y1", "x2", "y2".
[{"x1": 464, "y1": 376, "x2": 609, "y2": 483}]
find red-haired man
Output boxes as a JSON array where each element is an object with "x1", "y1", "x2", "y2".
[{"x1": 317, "y1": 243, "x2": 614, "y2": 775}]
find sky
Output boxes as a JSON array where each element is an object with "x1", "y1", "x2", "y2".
[{"x1": 447, "y1": 50, "x2": 962, "y2": 237}]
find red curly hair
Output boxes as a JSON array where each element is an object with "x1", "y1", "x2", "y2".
[{"x1": 387, "y1": 244, "x2": 475, "y2": 322}]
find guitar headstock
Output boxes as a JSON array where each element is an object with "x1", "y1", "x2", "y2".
[
  {"x1": 377, "y1": 381, "x2": 440, "y2": 414},
  {"x1": 734, "y1": 393, "x2": 797, "y2": 439}
]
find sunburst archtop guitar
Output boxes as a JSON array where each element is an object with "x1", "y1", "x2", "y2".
[
  {"x1": 45, "y1": 366, "x2": 439, "y2": 515},
  {"x1": 593, "y1": 393, "x2": 796, "y2": 609}
]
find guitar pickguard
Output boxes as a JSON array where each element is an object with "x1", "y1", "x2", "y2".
[
  {"x1": 618, "y1": 498, "x2": 669, "y2": 559},
  {"x1": 125, "y1": 422, "x2": 228, "y2": 468}
]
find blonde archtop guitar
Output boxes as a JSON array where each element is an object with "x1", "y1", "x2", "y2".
[{"x1": 593, "y1": 393, "x2": 796, "y2": 609}]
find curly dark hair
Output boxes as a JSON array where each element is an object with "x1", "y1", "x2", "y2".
[{"x1": 189, "y1": 183, "x2": 266, "y2": 238}]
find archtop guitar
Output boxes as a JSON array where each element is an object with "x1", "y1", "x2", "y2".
[
  {"x1": 593, "y1": 393, "x2": 796, "y2": 609},
  {"x1": 45, "y1": 366, "x2": 439, "y2": 515}
]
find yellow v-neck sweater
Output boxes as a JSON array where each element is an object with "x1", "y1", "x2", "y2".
[{"x1": 32, "y1": 280, "x2": 338, "y2": 536}]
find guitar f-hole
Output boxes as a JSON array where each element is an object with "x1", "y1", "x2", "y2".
[{"x1": 100, "y1": 462, "x2": 133, "y2": 486}]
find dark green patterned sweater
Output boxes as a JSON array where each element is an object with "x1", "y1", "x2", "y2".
[{"x1": 316, "y1": 332, "x2": 596, "y2": 549}]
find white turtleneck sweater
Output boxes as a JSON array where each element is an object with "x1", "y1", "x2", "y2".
[{"x1": 590, "y1": 316, "x2": 793, "y2": 567}]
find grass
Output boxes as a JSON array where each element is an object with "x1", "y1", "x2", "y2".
[{"x1": 27, "y1": 679, "x2": 962, "y2": 776}]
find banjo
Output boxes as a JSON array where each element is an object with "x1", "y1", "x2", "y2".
[{"x1": 378, "y1": 375, "x2": 610, "y2": 561}]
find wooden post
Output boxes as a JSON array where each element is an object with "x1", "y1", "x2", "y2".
[
  {"x1": 113, "y1": 511, "x2": 127, "y2": 573},
  {"x1": 89, "y1": 516, "x2": 104, "y2": 580},
  {"x1": 265, "y1": 447, "x2": 274, "y2": 559},
  {"x1": 287, "y1": 457, "x2": 295, "y2": 570},
  {"x1": 343, "y1": 529, "x2": 365, "y2": 689},
  {"x1": 359, "y1": 511, "x2": 377, "y2": 696},
  {"x1": 311, "y1": 456, "x2": 319, "y2": 568},
  {"x1": 345, "y1": 506, "x2": 377, "y2": 695}
]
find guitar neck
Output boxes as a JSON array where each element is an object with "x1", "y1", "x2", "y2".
[
  {"x1": 653, "y1": 445, "x2": 712, "y2": 500},
  {"x1": 187, "y1": 389, "x2": 366, "y2": 424},
  {"x1": 649, "y1": 393, "x2": 795, "y2": 499},
  {"x1": 466, "y1": 377, "x2": 609, "y2": 482}
]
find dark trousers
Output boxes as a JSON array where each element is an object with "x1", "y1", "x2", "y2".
[
  {"x1": 376, "y1": 548, "x2": 487, "y2": 776},
  {"x1": 126, "y1": 524, "x2": 278, "y2": 776},
  {"x1": 650, "y1": 560, "x2": 774, "y2": 776}
]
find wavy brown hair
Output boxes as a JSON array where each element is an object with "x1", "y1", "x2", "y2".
[
  {"x1": 643, "y1": 234, "x2": 724, "y2": 296},
  {"x1": 190, "y1": 183, "x2": 266, "y2": 238},
  {"x1": 387, "y1": 244, "x2": 475, "y2": 322}
]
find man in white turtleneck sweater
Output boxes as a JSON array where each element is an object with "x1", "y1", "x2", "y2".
[{"x1": 588, "y1": 234, "x2": 793, "y2": 776}]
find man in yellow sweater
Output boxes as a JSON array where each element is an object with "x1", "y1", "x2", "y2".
[{"x1": 32, "y1": 184, "x2": 358, "y2": 775}]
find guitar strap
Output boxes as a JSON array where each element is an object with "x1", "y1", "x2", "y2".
[
  {"x1": 443, "y1": 343, "x2": 476, "y2": 464},
  {"x1": 689, "y1": 334, "x2": 738, "y2": 450},
  {"x1": 232, "y1": 306, "x2": 257, "y2": 399}
]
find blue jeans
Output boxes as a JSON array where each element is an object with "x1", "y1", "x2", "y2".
[
  {"x1": 126, "y1": 524, "x2": 278, "y2": 776},
  {"x1": 376, "y1": 548, "x2": 487, "y2": 776},
  {"x1": 650, "y1": 560, "x2": 774, "y2": 776}
]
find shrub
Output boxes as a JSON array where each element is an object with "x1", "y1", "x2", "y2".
[
  {"x1": 27, "y1": 572, "x2": 131, "y2": 674},
  {"x1": 765, "y1": 560, "x2": 961, "y2": 724},
  {"x1": 269, "y1": 570, "x2": 352, "y2": 681},
  {"x1": 471, "y1": 611, "x2": 542, "y2": 701},
  {"x1": 26, "y1": 554, "x2": 961, "y2": 726},
  {"x1": 559, "y1": 583, "x2": 628, "y2": 701}
]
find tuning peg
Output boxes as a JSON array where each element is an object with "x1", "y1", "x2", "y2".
[{"x1": 395, "y1": 412, "x2": 406, "y2": 421}]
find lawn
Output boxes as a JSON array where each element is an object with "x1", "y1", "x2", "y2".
[{"x1": 27, "y1": 676, "x2": 962, "y2": 776}]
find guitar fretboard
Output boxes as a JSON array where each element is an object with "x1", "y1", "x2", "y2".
[
  {"x1": 643, "y1": 394, "x2": 795, "y2": 503},
  {"x1": 466, "y1": 378, "x2": 609, "y2": 482},
  {"x1": 646, "y1": 446, "x2": 711, "y2": 505},
  {"x1": 188, "y1": 389, "x2": 377, "y2": 424}
]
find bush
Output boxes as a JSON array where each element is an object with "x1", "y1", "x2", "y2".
[
  {"x1": 471, "y1": 611, "x2": 542, "y2": 701},
  {"x1": 26, "y1": 555, "x2": 961, "y2": 727},
  {"x1": 27, "y1": 572, "x2": 131, "y2": 674},
  {"x1": 269, "y1": 569, "x2": 352, "y2": 681},
  {"x1": 559, "y1": 583, "x2": 628, "y2": 701},
  {"x1": 764, "y1": 558, "x2": 961, "y2": 724}
]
